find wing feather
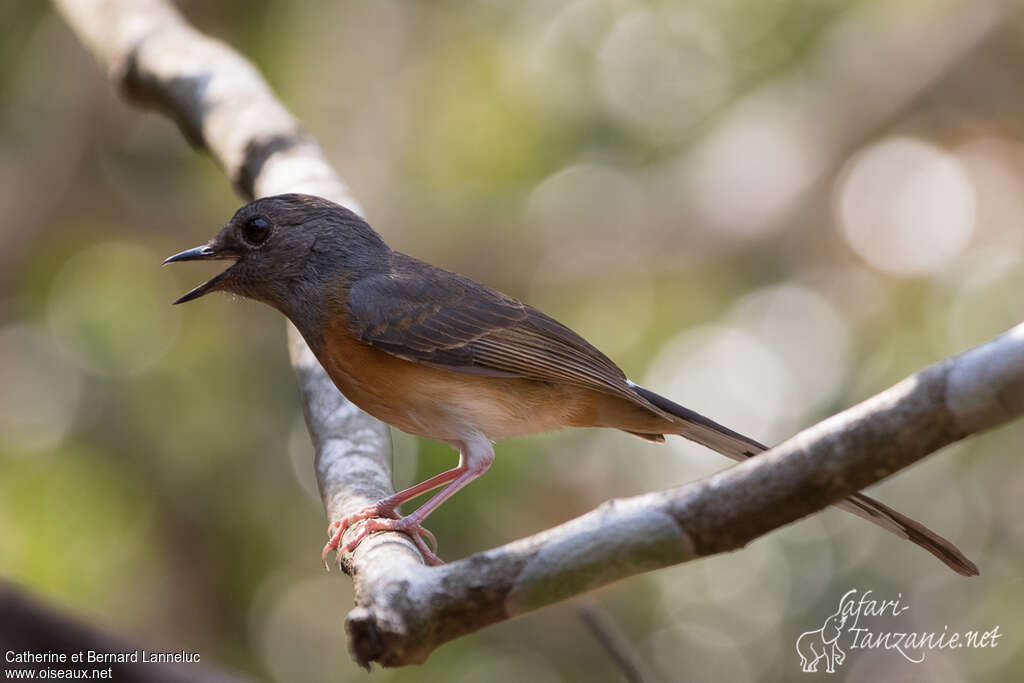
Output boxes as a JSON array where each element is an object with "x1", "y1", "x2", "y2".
[{"x1": 348, "y1": 253, "x2": 633, "y2": 396}]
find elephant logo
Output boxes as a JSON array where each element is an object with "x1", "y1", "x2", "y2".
[{"x1": 796, "y1": 609, "x2": 848, "y2": 674}]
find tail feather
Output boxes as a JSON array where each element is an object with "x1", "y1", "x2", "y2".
[{"x1": 628, "y1": 383, "x2": 978, "y2": 577}]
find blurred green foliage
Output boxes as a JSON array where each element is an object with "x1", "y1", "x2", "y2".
[{"x1": 2, "y1": 0, "x2": 1024, "y2": 681}]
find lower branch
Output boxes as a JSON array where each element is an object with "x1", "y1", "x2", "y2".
[
  {"x1": 56, "y1": 0, "x2": 414, "y2": 576},
  {"x1": 342, "y1": 323, "x2": 1024, "y2": 666}
]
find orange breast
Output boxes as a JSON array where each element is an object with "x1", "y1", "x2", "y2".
[{"x1": 312, "y1": 315, "x2": 596, "y2": 444}]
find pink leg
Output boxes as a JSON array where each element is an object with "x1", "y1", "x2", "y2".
[
  {"x1": 339, "y1": 459, "x2": 491, "y2": 564},
  {"x1": 323, "y1": 433, "x2": 494, "y2": 567},
  {"x1": 322, "y1": 466, "x2": 463, "y2": 566}
]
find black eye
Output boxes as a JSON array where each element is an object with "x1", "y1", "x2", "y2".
[{"x1": 242, "y1": 216, "x2": 271, "y2": 245}]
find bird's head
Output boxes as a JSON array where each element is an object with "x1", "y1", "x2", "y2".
[{"x1": 164, "y1": 193, "x2": 388, "y2": 314}]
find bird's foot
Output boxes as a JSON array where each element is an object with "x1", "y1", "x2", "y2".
[
  {"x1": 322, "y1": 505, "x2": 442, "y2": 567},
  {"x1": 322, "y1": 503, "x2": 399, "y2": 569},
  {"x1": 341, "y1": 516, "x2": 443, "y2": 566}
]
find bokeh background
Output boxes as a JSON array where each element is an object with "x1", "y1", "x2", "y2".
[{"x1": 2, "y1": 0, "x2": 1024, "y2": 681}]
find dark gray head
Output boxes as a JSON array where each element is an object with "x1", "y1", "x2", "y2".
[{"x1": 164, "y1": 194, "x2": 389, "y2": 322}]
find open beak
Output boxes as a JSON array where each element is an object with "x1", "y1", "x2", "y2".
[
  {"x1": 163, "y1": 245, "x2": 218, "y2": 265},
  {"x1": 163, "y1": 244, "x2": 236, "y2": 304}
]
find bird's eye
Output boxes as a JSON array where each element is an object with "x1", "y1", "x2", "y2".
[{"x1": 242, "y1": 216, "x2": 271, "y2": 245}]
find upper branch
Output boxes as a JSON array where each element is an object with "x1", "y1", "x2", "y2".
[{"x1": 54, "y1": 0, "x2": 425, "y2": 591}]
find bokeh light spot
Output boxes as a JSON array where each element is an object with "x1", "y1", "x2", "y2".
[
  {"x1": 837, "y1": 137, "x2": 976, "y2": 275},
  {"x1": 0, "y1": 324, "x2": 83, "y2": 455},
  {"x1": 687, "y1": 89, "x2": 820, "y2": 238},
  {"x1": 645, "y1": 324, "x2": 797, "y2": 449},
  {"x1": 46, "y1": 242, "x2": 182, "y2": 376},
  {"x1": 649, "y1": 620, "x2": 754, "y2": 683},
  {"x1": 255, "y1": 576, "x2": 365, "y2": 683},
  {"x1": 729, "y1": 283, "x2": 850, "y2": 418},
  {"x1": 940, "y1": 249, "x2": 1024, "y2": 352},
  {"x1": 598, "y1": 9, "x2": 730, "y2": 142},
  {"x1": 525, "y1": 163, "x2": 643, "y2": 249}
]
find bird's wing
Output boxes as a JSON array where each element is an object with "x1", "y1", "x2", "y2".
[{"x1": 347, "y1": 253, "x2": 634, "y2": 398}]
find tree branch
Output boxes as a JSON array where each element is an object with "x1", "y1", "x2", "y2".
[
  {"x1": 54, "y1": 0, "x2": 1024, "y2": 669},
  {"x1": 341, "y1": 324, "x2": 1024, "y2": 665},
  {"x1": 54, "y1": 0, "x2": 423, "y2": 579}
]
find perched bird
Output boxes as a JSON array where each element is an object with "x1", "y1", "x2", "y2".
[{"x1": 165, "y1": 193, "x2": 977, "y2": 575}]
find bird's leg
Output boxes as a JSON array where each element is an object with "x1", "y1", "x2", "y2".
[
  {"x1": 322, "y1": 466, "x2": 464, "y2": 567},
  {"x1": 339, "y1": 460, "x2": 493, "y2": 564},
  {"x1": 331, "y1": 433, "x2": 495, "y2": 566}
]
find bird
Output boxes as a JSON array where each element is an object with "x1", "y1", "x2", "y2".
[{"x1": 164, "y1": 193, "x2": 977, "y2": 575}]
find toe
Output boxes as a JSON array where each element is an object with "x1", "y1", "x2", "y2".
[{"x1": 320, "y1": 509, "x2": 443, "y2": 567}]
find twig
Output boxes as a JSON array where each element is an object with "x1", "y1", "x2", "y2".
[{"x1": 577, "y1": 599, "x2": 661, "y2": 683}]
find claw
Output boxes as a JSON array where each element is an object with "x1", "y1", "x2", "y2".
[
  {"x1": 320, "y1": 503, "x2": 441, "y2": 567},
  {"x1": 338, "y1": 521, "x2": 375, "y2": 555},
  {"x1": 410, "y1": 530, "x2": 443, "y2": 566},
  {"x1": 321, "y1": 521, "x2": 344, "y2": 570},
  {"x1": 418, "y1": 525, "x2": 439, "y2": 556},
  {"x1": 320, "y1": 503, "x2": 395, "y2": 569}
]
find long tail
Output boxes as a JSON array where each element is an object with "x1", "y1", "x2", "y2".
[{"x1": 629, "y1": 383, "x2": 979, "y2": 577}]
